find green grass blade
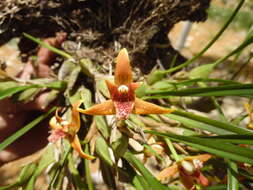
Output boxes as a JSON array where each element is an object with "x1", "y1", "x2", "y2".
[
  {"x1": 227, "y1": 160, "x2": 239, "y2": 190},
  {"x1": 166, "y1": 114, "x2": 230, "y2": 135},
  {"x1": 204, "y1": 185, "x2": 227, "y2": 190},
  {"x1": 167, "y1": 110, "x2": 253, "y2": 135},
  {"x1": 0, "y1": 107, "x2": 56, "y2": 151},
  {"x1": 95, "y1": 116, "x2": 110, "y2": 139},
  {"x1": 145, "y1": 84, "x2": 253, "y2": 98},
  {"x1": 202, "y1": 135, "x2": 253, "y2": 145},
  {"x1": 38, "y1": 80, "x2": 67, "y2": 90},
  {"x1": 95, "y1": 136, "x2": 114, "y2": 166},
  {"x1": 143, "y1": 144, "x2": 164, "y2": 161},
  {"x1": 68, "y1": 154, "x2": 86, "y2": 190},
  {"x1": 133, "y1": 175, "x2": 149, "y2": 190},
  {"x1": 164, "y1": 138, "x2": 179, "y2": 162},
  {"x1": 124, "y1": 151, "x2": 170, "y2": 190},
  {"x1": 48, "y1": 142, "x2": 72, "y2": 189},
  {"x1": 0, "y1": 163, "x2": 36, "y2": 190},
  {"x1": 0, "y1": 81, "x2": 66, "y2": 100},
  {"x1": 25, "y1": 145, "x2": 56, "y2": 189},
  {"x1": 0, "y1": 183, "x2": 18, "y2": 190},
  {"x1": 85, "y1": 144, "x2": 94, "y2": 190},
  {"x1": 0, "y1": 85, "x2": 36, "y2": 100},
  {"x1": 23, "y1": 33, "x2": 73, "y2": 60},
  {"x1": 159, "y1": 78, "x2": 240, "y2": 86},
  {"x1": 146, "y1": 130, "x2": 253, "y2": 165}
]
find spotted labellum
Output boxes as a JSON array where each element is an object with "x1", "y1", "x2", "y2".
[{"x1": 78, "y1": 48, "x2": 174, "y2": 120}]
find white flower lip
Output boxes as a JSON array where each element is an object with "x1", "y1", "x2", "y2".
[{"x1": 118, "y1": 85, "x2": 129, "y2": 93}]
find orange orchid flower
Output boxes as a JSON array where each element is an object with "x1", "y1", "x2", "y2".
[
  {"x1": 48, "y1": 101, "x2": 95, "y2": 160},
  {"x1": 157, "y1": 154, "x2": 212, "y2": 190},
  {"x1": 78, "y1": 48, "x2": 174, "y2": 120}
]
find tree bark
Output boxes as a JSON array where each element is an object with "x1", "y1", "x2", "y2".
[{"x1": 0, "y1": 0, "x2": 211, "y2": 73}]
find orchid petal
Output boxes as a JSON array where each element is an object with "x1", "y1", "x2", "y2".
[
  {"x1": 186, "y1": 154, "x2": 212, "y2": 163},
  {"x1": 70, "y1": 135, "x2": 95, "y2": 160},
  {"x1": 180, "y1": 172, "x2": 196, "y2": 190},
  {"x1": 70, "y1": 101, "x2": 82, "y2": 132},
  {"x1": 133, "y1": 98, "x2": 174, "y2": 115},
  {"x1": 77, "y1": 100, "x2": 116, "y2": 115},
  {"x1": 115, "y1": 48, "x2": 132, "y2": 85},
  {"x1": 130, "y1": 82, "x2": 141, "y2": 91},
  {"x1": 55, "y1": 108, "x2": 64, "y2": 124},
  {"x1": 198, "y1": 172, "x2": 209, "y2": 187},
  {"x1": 157, "y1": 164, "x2": 178, "y2": 180},
  {"x1": 105, "y1": 80, "x2": 118, "y2": 98}
]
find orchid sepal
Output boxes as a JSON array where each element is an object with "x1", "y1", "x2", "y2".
[{"x1": 78, "y1": 48, "x2": 175, "y2": 120}]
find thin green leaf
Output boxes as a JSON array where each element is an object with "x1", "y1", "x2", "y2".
[
  {"x1": 17, "y1": 163, "x2": 37, "y2": 185},
  {"x1": 97, "y1": 80, "x2": 110, "y2": 98},
  {"x1": 95, "y1": 116, "x2": 110, "y2": 139},
  {"x1": 68, "y1": 153, "x2": 86, "y2": 190},
  {"x1": 162, "y1": 0, "x2": 245, "y2": 74},
  {"x1": 159, "y1": 78, "x2": 239, "y2": 86},
  {"x1": 0, "y1": 81, "x2": 66, "y2": 100},
  {"x1": 100, "y1": 160, "x2": 116, "y2": 189},
  {"x1": 164, "y1": 138, "x2": 179, "y2": 162},
  {"x1": 84, "y1": 144, "x2": 94, "y2": 190},
  {"x1": 95, "y1": 136, "x2": 114, "y2": 166},
  {"x1": 111, "y1": 135, "x2": 129, "y2": 160},
  {"x1": 0, "y1": 81, "x2": 19, "y2": 91},
  {"x1": 166, "y1": 114, "x2": 230, "y2": 135},
  {"x1": 15, "y1": 87, "x2": 39, "y2": 102},
  {"x1": 23, "y1": 33, "x2": 73, "y2": 60},
  {"x1": 204, "y1": 184, "x2": 227, "y2": 190},
  {"x1": 25, "y1": 144, "x2": 56, "y2": 189},
  {"x1": 0, "y1": 163, "x2": 36, "y2": 190},
  {"x1": 227, "y1": 160, "x2": 239, "y2": 190},
  {"x1": 81, "y1": 88, "x2": 93, "y2": 109},
  {"x1": 145, "y1": 83, "x2": 253, "y2": 98},
  {"x1": 124, "y1": 151, "x2": 170, "y2": 190},
  {"x1": 167, "y1": 110, "x2": 253, "y2": 135},
  {"x1": 146, "y1": 130, "x2": 253, "y2": 165},
  {"x1": 143, "y1": 144, "x2": 164, "y2": 161},
  {"x1": 39, "y1": 80, "x2": 67, "y2": 90},
  {"x1": 133, "y1": 175, "x2": 150, "y2": 190},
  {"x1": 238, "y1": 168, "x2": 253, "y2": 181},
  {"x1": 166, "y1": 110, "x2": 253, "y2": 135},
  {"x1": 0, "y1": 85, "x2": 36, "y2": 100},
  {"x1": 48, "y1": 141, "x2": 72, "y2": 189},
  {"x1": 202, "y1": 135, "x2": 253, "y2": 145},
  {"x1": 0, "y1": 107, "x2": 56, "y2": 151},
  {"x1": 0, "y1": 183, "x2": 18, "y2": 190}
]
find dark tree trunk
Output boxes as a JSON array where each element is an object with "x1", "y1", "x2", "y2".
[{"x1": 0, "y1": 0, "x2": 211, "y2": 73}]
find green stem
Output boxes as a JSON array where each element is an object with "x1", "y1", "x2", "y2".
[
  {"x1": 227, "y1": 160, "x2": 239, "y2": 190},
  {"x1": 85, "y1": 144, "x2": 94, "y2": 190},
  {"x1": 164, "y1": 138, "x2": 179, "y2": 162},
  {"x1": 23, "y1": 33, "x2": 73, "y2": 60},
  {"x1": 163, "y1": 0, "x2": 245, "y2": 74},
  {"x1": 212, "y1": 35, "x2": 253, "y2": 68},
  {"x1": 48, "y1": 146, "x2": 72, "y2": 190},
  {"x1": 0, "y1": 107, "x2": 56, "y2": 151}
]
